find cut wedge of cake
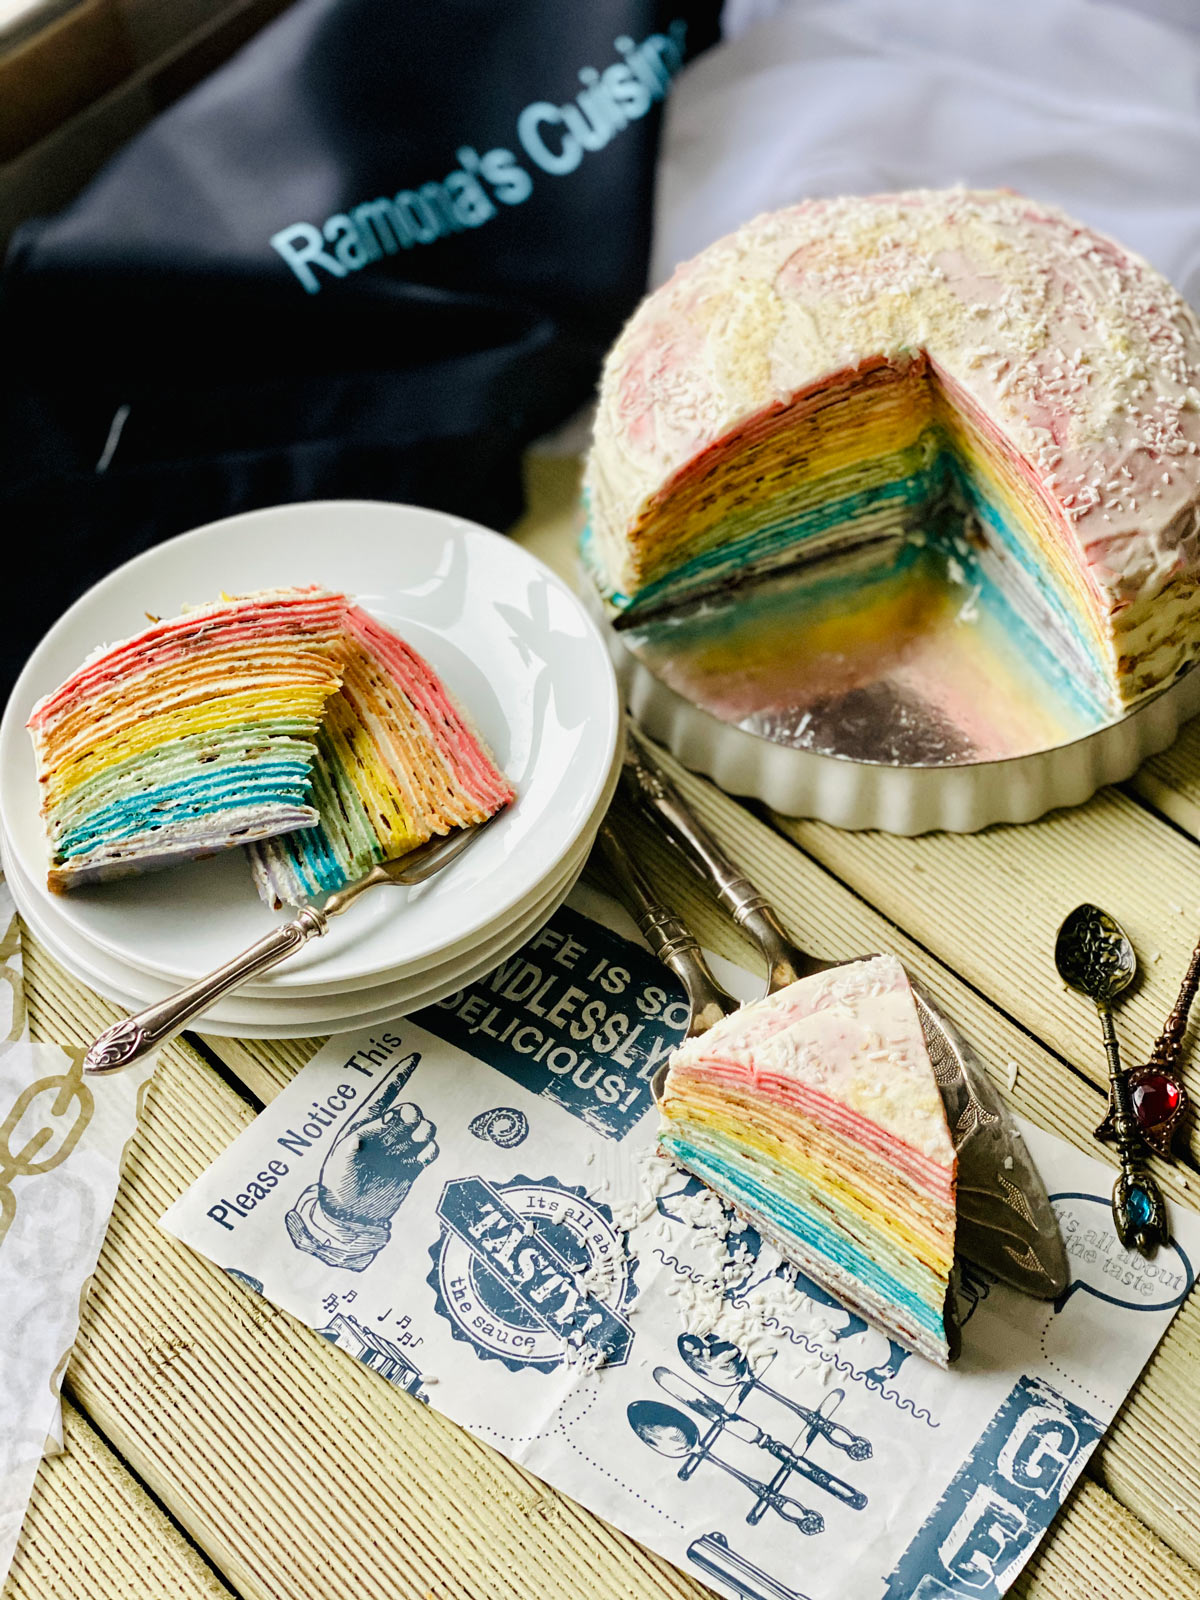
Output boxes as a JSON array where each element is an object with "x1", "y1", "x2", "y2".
[
  {"x1": 247, "y1": 605, "x2": 514, "y2": 906},
  {"x1": 28, "y1": 587, "x2": 348, "y2": 891},
  {"x1": 657, "y1": 954, "x2": 959, "y2": 1365}
]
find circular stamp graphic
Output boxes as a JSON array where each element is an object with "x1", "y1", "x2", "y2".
[{"x1": 428, "y1": 1175, "x2": 637, "y2": 1372}]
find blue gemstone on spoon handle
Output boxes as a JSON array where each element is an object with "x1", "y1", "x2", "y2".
[{"x1": 1126, "y1": 1187, "x2": 1154, "y2": 1227}]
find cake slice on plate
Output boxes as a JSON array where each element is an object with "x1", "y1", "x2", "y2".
[
  {"x1": 28, "y1": 587, "x2": 347, "y2": 891},
  {"x1": 657, "y1": 954, "x2": 959, "y2": 1365},
  {"x1": 247, "y1": 605, "x2": 514, "y2": 906}
]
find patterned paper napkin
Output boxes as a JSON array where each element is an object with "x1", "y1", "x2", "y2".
[
  {"x1": 161, "y1": 886, "x2": 1200, "y2": 1600},
  {"x1": 0, "y1": 876, "x2": 153, "y2": 1588}
]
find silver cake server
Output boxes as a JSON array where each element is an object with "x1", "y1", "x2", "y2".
[
  {"x1": 597, "y1": 810, "x2": 963, "y2": 1362},
  {"x1": 620, "y1": 731, "x2": 1069, "y2": 1301},
  {"x1": 82, "y1": 816, "x2": 500, "y2": 1076}
]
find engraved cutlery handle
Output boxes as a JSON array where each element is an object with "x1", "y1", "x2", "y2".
[
  {"x1": 595, "y1": 820, "x2": 738, "y2": 1039},
  {"x1": 83, "y1": 908, "x2": 328, "y2": 1075},
  {"x1": 1097, "y1": 1002, "x2": 1170, "y2": 1253},
  {"x1": 621, "y1": 736, "x2": 825, "y2": 990}
]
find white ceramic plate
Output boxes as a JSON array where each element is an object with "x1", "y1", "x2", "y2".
[
  {"x1": 3, "y1": 815, "x2": 586, "y2": 1022},
  {"x1": 2, "y1": 501, "x2": 619, "y2": 984},
  {"x1": 7, "y1": 730, "x2": 622, "y2": 1004},
  {"x1": 6, "y1": 827, "x2": 588, "y2": 1037}
]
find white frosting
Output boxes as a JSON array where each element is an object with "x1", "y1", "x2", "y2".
[
  {"x1": 669, "y1": 954, "x2": 955, "y2": 1166},
  {"x1": 586, "y1": 189, "x2": 1200, "y2": 699}
]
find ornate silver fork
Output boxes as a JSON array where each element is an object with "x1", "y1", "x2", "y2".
[{"x1": 83, "y1": 817, "x2": 500, "y2": 1076}]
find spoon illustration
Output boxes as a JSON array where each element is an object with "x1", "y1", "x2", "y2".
[
  {"x1": 627, "y1": 1401, "x2": 824, "y2": 1534},
  {"x1": 678, "y1": 1334, "x2": 871, "y2": 1460},
  {"x1": 652, "y1": 1367, "x2": 867, "y2": 1508},
  {"x1": 1055, "y1": 904, "x2": 1169, "y2": 1255}
]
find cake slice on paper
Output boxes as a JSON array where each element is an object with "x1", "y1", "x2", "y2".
[
  {"x1": 247, "y1": 605, "x2": 514, "y2": 906},
  {"x1": 28, "y1": 587, "x2": 348, "y2": 891},
  {"x1": 657, "y1": 954, "x2": 959, "y2": 1365}
]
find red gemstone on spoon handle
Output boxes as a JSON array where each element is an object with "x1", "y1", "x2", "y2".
[{"x1": 1133, "y1": 1072, "x2": 1182, "y2": 1131}]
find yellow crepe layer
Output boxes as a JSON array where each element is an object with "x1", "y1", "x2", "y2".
[
  {"x1": 38, "y1": 645, "x2": 339, "y2": 765},
  {"x1": 628, "y1": 361, "x2": 928, "y2": 585},
  {"x1": 41, "y1": 685, "x2": 333, "y2": 812},
  {"x1": 624, "y1": 359, "x2": 1111, "y2": 682},
  {"x1": 319, "y1": 691, "x2": 423, "y2": 861},
  {"x1": 327, "y1": 639, "x2": 495, "y2": 861},
  {"x1": 663, "y1": 1081, "x2": 955, "y2": 1282}
]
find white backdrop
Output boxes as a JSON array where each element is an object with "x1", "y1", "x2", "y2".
[{"x1": 655, "y1": 0, "x2": 1200, "y2": 309}]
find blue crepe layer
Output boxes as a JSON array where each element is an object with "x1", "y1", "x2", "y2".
[
  {"x1": 661, "y1": 1130, "x2": 946, "y2": 1342},
  {"x1": 55, "y1": 761, "x2": 315, "y2": 860},
  {"x1": 587, "y1": 438, "x2": 1111, "y2": 725}
]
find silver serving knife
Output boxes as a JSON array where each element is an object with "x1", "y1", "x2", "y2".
[{"x1": 621, "y1": 732, "x2": 1069, "y2": 1301}]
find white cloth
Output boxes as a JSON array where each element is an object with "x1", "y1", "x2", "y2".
[
  {"x1": 654, "y1": 0, "x2": 1200, "y2": 311},
  {"x1": 0, "y1": 878, "x2": 153, "y2": 1588}
]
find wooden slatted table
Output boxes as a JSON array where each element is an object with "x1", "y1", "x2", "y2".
[{"x1": 7, "y1": 454, "x2": 1200, "y2": 1600}]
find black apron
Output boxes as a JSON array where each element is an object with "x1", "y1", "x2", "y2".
[{"x1": 0, "y1": 0, "x2": 721, "y2": 689}]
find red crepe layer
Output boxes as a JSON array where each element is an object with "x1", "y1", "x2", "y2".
[
  {"x1": 29, "y1": 589, "x2": 348, "y2": 729},
  {"x1": 668, "y1": 1058, "x2": 955, "y2": 1205}
]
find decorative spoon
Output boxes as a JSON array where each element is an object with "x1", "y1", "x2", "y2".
[
  {"x1": 1055, "y1": 903, "x2": 1169, "y2": 1254},
  {"x1": 1119, "y1": 934, "x2": 1198, "y2": 1159},
  {"x1": 626, "y1": 1401, "x2": 824, "y2": 1533},
  {"x1": 652, "y1": 1367, "x2": 867, "y2": 1508},
  {"x1": 677, "y1": 1334, "x2": 871, "y2": 1460}
]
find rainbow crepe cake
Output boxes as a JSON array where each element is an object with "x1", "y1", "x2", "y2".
[
  {"x1": 247, "y1": 605, "x2": 514, "y2": 906},
  {"x1": 584, "y1": 189, "x2": 1200, "y2": 761},
  {"x1": 657, "y1": 955, "x2": 959, "y2": 1365},
  {"x1": 28, "y1": 587, "x2": 347, "y2": 891}
]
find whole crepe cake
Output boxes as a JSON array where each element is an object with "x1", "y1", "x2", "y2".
[{"x1": 583, "y1": 189, "x2": 1200, "y2": 757}]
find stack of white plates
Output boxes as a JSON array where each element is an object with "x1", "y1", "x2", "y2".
[{"x1": 0, "y1": 502, "x2": 622, "y2": 1039}]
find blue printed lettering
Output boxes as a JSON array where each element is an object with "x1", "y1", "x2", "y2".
[
  {"x1": 269, "y1": 222, "x2": 347, "y2": 294},
  {"x1": 478, "y1": 146, "x2": 533, "y2": 205},
  {"x1": 419, "y1": 179, "x2": 462, "y2": 235},
  {"x1": 517, "y1": 101, "x2": 581, "y2": 175},
  {"x1": 268, "y1": 22, "x2": 688, "y2": 291},
  {"x1": 323, "y1": 213, "x2": 369, "y2": 272},
  {"x1": 603, "y1": 61, "x2": 651, "y2": 120},
  {"x1": 351, "y1": 198, "x2": 407, "y2": 259},
  {"x1": 393, "y1": 189, "x2": 440, "y2": 244},
  {"x1": 445, "y1": 168, "x2": 495, "y2": 228},
  {"x1": 998, "y1": 1410, "x2": 1080, "y2": 1497},
  {"x1": 939, "y1": 1486, "x2": 1027, "y2": 1589}
]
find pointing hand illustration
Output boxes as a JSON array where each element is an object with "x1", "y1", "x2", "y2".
[
  {"x1": 285, "y1": 1055, "x2": 440, "y2": 1270},
  {"x1": 319, "y1": 1098, "x2": 439, "y2": 1226}
]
